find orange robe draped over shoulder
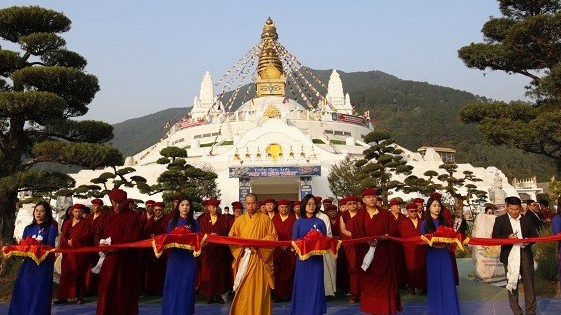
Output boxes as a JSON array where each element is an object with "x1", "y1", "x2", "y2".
[{"x1": 228, "y1": 212, "x2": 277, "y2": 315}]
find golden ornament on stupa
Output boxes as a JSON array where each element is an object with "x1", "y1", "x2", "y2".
[{"x1": 256, "y1": 17, "x2": 286, "y2": 97}]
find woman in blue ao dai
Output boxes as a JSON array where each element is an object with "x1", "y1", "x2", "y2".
[
  {"x1": 419, "y1": 197, "x2": 460, "y2": 315},
  {"x1": 161, "y1": 196, "x2": 200, "y2": 315},
  {"x1": 9, "y1": 201, "x2": 58, "y2": 315},
  {"x1": 290, "y1": 194, "x2": 327, "y2": 315}
]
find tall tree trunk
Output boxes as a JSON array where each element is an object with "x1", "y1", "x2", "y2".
[
  {"x1": 454, "y1": 196, "x2": 464, "y2": 217},
  {"x1": 0, "y1": 189, "x2": 19, "y2": 277}
]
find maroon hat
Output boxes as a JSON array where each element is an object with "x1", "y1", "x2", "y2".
[
  {"x1": 202, "y1": 200, "x2": 209, "y2": 206},
  {"x1": 314, "y1": 196, "x2": 322, "y2": 203},
  {"x1": 172, "y1": 194, "x2": 182, "y2": 201},
  {"x1": 346, "y1": 195, "x2": 358, "y2": 202},
  {"x1": 73, "y1": 203, "x2": 86, "y2": 210},
  {"x1": 154, "y1": 201, "x2": 165, "y2": 208},
  {"x1": 91, "y1": 198, "x2": 103, "y2": 205},
  {"x1": 292, "y1": 201, "x2": 300, "y2": 208},
  {"x1": 145, "y1": 200, "x2": 156, "y2": 206},
  {"x1": 258, "y1": 201, "x2": 265, "y2": 207},
  {"x1": 430, "y1": 192, "x2": 442, "y2": 200},
  {"x1": 277, "y1": 199, "x2": 290, "y2": 206},
  {"x1": 322, "y1": 198, "x2": 333, "y2": 205},
  {"x1": 406, "y1": 203, "x2": 417, "y2": 210},
  {"x1": 207, "y1": 199, "x2": 220, "y2": 207},
  {"x1": 413, "y1": 198, "x2": 424, "y2": 204},
  {"x1": 326, "y1": 204, "x2": 338, "y2": 211},
  {"x1": 361, "y1": 188, "x2": 377, "y2": 197},
  {"x1": 263, "y1": 198, "x2": 275, "y2": 204},
  {"x1": 109, "y1": 189, "x2": 127, "y2": 203},
  {"x1": 231, "y1": 201, "x2": 243, "y2": 210},
  {"x1": 388, "y1": 199, "x2": 401, "y2": 207},
  {"x1": 339, "y1": 197, "x2": 347, "y2": 206}
]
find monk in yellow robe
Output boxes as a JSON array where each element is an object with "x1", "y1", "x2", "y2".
[{"x1": 229, "y1": 193, "x2": 277, "y2": 315}]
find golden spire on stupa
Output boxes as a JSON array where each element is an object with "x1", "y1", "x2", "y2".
[
  {"x1": 257, "y1": 17, "x2": 283, "y2": 76},
  {"x1": 256, "y1": 17, "x2": 286, "y2": 97}
]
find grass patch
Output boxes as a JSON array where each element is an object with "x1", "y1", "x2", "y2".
[
  {"x1": 312, "y1": 139, "x2": 325, "y2": 144},
  {"x1": 329, "y1": 139, "x2": 346, "y2": 145},
  {"x1": 220, "y1": 140, "x2": 233, "y2": 146}
]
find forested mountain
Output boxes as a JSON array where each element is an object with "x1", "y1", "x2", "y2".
[{"x1": 110, "y1": 69, "x2": 558, "y2": 181}]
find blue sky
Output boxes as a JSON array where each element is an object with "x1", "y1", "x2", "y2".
[{"x1": 2, "y1": 1, "x2": 530, "y2": 124}]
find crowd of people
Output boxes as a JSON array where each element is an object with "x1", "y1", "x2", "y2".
[{"x1": 7, "y1": 187, "x2": 561, "y2": 315}]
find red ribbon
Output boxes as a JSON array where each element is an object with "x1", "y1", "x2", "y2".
[
  {"x1": 291, "y1": 229, "x2": 341, "y2": 260},
  {"x1": 2, "y1": 237, "x2": 55, "y2": 265},
  {"x1": 4, "y1": 232, "x2": 561, "y2": 264}
]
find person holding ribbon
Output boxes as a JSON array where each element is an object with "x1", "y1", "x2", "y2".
[
  {"x1": 419, "y1": 196, "x2": 460, "y2": 315},
  {"x1": 350, "y1": 188, "x2": 402, "y2": 315},
  {"x1": 161, "y1": 195, "x2": 199, "y2": 315},
  {"x1": 228, "y1": 193, "x2": 277, "y2": 315},
  {"x1": 492, "y1": 196, "x2": 538, "y2": 315},
  {"x1": 94, "y1": 188, "x2": 141, "y2": 315},
  {"x1": 9, "y1": 201, "x2": 58, "y2": 315},
  {"x1": 55, "y1": 203, "x2": 92, "y2": 305},
  {"x1": 290, "y1": 194, "x2": 327, "y2": 315}
]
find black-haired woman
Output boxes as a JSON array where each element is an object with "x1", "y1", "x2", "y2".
[
  {"x1": 290, "y1": 194, "x2": 327, "y2": 315},
  {"x1": 9, "y1": 201, "x2": 58, "y2": 315},
  {"x1": 419, "y1": 197, "x2": 460, "y2": 315},
  {"x1": 161, "y1": 196, "x2": 200, "y2": 315}
]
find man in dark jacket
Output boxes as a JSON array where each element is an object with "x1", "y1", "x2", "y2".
[{"x1": 492, "y1": 196, "x2": 538, "y2": 315}]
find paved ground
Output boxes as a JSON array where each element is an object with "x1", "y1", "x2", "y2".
[{"x1": 1, "y1": 259, "x2": 560, "y2": 315}]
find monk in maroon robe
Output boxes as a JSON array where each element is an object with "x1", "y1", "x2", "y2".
[
  {"x1": 199, "y1": 199, "x2": 232, "y2": 303},
  {"x1": 350, "y1": 188, "x2": 402, "y2": 315},
  {"x1": 388, "y1": 199, "x2": 407, "y2": 288},
  {"x1": 143, "y1": 201, "x2": 167, "y2": 296},
  {"x1": 339, "y1": 195, "x2": 361, "y2": 304},
  {"x1": 95, "y1": 189, "x2": 141, "y2": 315},
  {"x1": 400, "y1": 203, "x2": 427, "y2": 294},
  {"x1": 329, "y1": 200, "x2": 349, "y2": 293},
  {"x1": 230, "y1": 201, "x2": 243, "y2": 226},
  {"x1": 84, "y1": 198, "x2": 105, "y2": 296},
  {"x1": 271, "y1": 199, "x2": 297, "y2": 301},
  {"x1": 55, "y1": 203, "x2": 92, "y2": 304}
]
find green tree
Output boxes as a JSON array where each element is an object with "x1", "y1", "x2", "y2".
[
  {"x1": 56, "y1": 166, "x2": 149, "y2": 200},
  {"x1": 355, "y1": 130, "x2": 413, "y2": 203},
  {"x1": 458, "y1": 1, "x2": 561, "y2": 162},
  {"x1": 437, "y1": 163, "x2": 488, "y2": 215},
  {"x1": 151, "y1": 146, "x2": 219, "y2": 207},
  {"x1": 401, "y1": 170, "x2": 444, "y2": 197},
  {"x1": 327, "y1": 155, "x2": 363, "y2": 199},
  {"x1": 0, "y1": 6, "x2": 123, "y2": 246}
]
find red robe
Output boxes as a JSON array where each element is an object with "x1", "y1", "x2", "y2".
[
  {"x1": 199, "y1": 214, "x2": 232, "y2": 297},
  {"x1": 58, "y1": 218, "x2": 92, "y2": 300},
  {"x1": 271, "y1": 213, "x2": 297, "y2": 299},
  {"x1": 95, "y1": 208, "x2": 141, "y2": 315},
  {"x1": 330, "y1": 214, "x2": 349, "y2": 293},
  {"x1": 341, "y1": 210, "x2": 361, "y2": 297},
  {"x1": 351, "y1": 209, "x2": 402, "y2": 315},
  {"x1": 85, "y1": 212, "x2": 104, "y2": 296},
  {"x1": 143, "y1": 217, "x2": 167, "y2": 295},
  {"x1": 391, "y1": 212, "x2": 407, "y2": 287},
  {"x1": 399, "y1": 217, "x2": 427, "y2": 290}
]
